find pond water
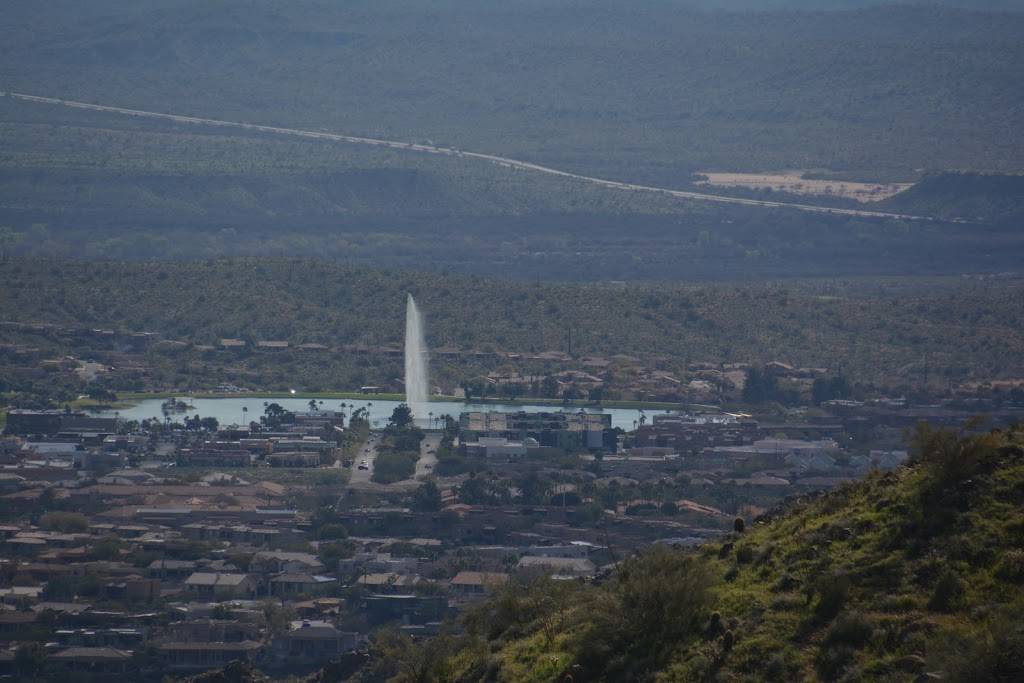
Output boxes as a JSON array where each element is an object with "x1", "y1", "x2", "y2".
[{"x1": 95, "y1": 397, "x2": 663, "y2": 431}]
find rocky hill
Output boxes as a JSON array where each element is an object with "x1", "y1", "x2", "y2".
[{"x1": 345, "y1": 423, "x2": 1024, "y2": 682}]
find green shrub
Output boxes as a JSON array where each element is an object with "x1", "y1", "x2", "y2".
[
  {"x1": 814, "y1": 574, "x2": 851, "y2": 622},
  {"x1": 769, "y1": 594, "x2": 804, "y2": 612},
  {"x1": 736, "y1": 545, "x2": 755, "y2": 564},
  {"x1": 878, "y1": 594, "x2": 921, "y2": 613},
  {"x1": 856, "y1": 555, "x2": 905, "y2": 591},
  {"x1": 816, "y1": 644, "x2": 857, "y2": 681},
  {"x1": 928, "y1": 570, "x2": 965, "y2": 613},
  {"x1": 937, "y1": 609, "x2": 1024, "y2": 682},
  {"x1": 995, "y1": 550, "x2": 1024, "y2": 583},
  {"x1": 39, "y1": 511, "x2": 88, "y2": 533},
  {"x1": 911, "y1": 423, "x2": 1000, "y2": 491},
  {"x1": 575, "y1": 546, "x2": 715, "y2": 679},
  {"x1": 764, "y1": 653, "x2": 788, "y2": 681},
  {"x1": 823, "y1": 612, "x2": 874, "y2": 649},
  {"x1": 317, "y1": 523, "x2": 348, "y2": 540},
  {"x1": 773, "y1": 572, "x2": 799, "y2": 592},
  {"x1": 372, "y1": 450, "x2": 418, "y2": 484},
  {"x1": 755, "y1": 544, "x2": 775, "y2": 567},
  {"x1": 626, "y1": 503, "x2": 659, "y2": 516},
  {"x1": 704, "y1": 611, "x2": 723, "y2": 639}
]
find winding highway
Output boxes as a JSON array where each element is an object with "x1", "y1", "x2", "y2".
[{"x1": 2, "y1": 90, "x2": 942, "y2": 222}]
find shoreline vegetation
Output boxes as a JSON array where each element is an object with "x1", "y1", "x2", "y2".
[{"x1": 99, "y1": 391, "x2": 687, "y2": 412}]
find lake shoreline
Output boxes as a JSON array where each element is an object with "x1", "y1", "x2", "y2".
[{"x1": 108, "y1": 391, "x2": 687, "y2": 412}]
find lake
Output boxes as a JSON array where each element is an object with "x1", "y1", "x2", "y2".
[{"x1": 95, "y1": 397, "x2": 664, "y2": 431}]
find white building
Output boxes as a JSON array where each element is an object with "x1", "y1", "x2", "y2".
[{"x1": 464, "y1": 437, "x2": 529, "y2": 459}]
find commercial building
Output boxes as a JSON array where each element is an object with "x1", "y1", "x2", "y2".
[
  {"x1": 634, "y1": 413, "x2": 760, "y2": 454},
  {"x1": 459, "y1": 411, "x2": 615, "y2": 452},
  {"x1": 5, "y1": 409, "x2": 118, "y2": 436}
]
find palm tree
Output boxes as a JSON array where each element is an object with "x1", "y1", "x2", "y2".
[{"x1": 242, "y1": 405, "x2": 248, "y2": 426}]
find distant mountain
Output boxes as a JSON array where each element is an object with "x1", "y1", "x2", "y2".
[
  {"x1": 881, "y1": 172, "x2": 1024, "y2": 225},
  {"x1": 680, "y1": 1, "x2": 1023, "y2": 10},
  {"x1": 2, "y1": 1, "x2": 1022, "y2": 277},
  {"x1": 3, "y1": 1, "x2": 1021, "y2": 178}
]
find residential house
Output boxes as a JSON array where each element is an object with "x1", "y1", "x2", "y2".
[
  {"x1": 249, "y1": 551, "x2": 324, "y2": 575},
  {"x1": 272, "y1": 620, "x2": 358, "y2": 661},
  {"x1": 0, "y1": 585, "x2": 44, "y2": 604},
  {"x1": 53, "y1": 628, "x2": 145, "y2": 650},
  {"x1": 148, "y1": 559, "x2": 197, "y2": 581},
  {"x1": 361, "y1": 594, "x2": 448, "y2": 625},
  {"x1": 48, "y1": 647, "x2": 132, "y2": 674},
  {"x1": 337, "y1": 552, "x2": 419, "y2": 576},
  {"x1": 525, "y1": 543, "x2": 597, "y2": 559},
  {"x1": 158, "y1": 641, "x2": 263, "y2": 671},
  {"x1": 293, "y1": 598, "x2": 343, "y2": 620},
  {"x1": 515, "y1": 556, "x2": 596, "y2": 577},
  {"x1": 0, "y1": 611, "x2": 38, "y2": 636},
  {"x1": 270, "y1": 573, "x2": 336, "y2": 597},
  {"x1": 183, "y1": 572, "x2": 254, "y2": 599},
  {"x1": 449, "y1": 571, "x2": 510, "y2": 596},
  {"x1": 165, "y1": 619, "x2": 260, "y2": 643},
  {"x1": 356, "y1": 572, "x2": 422, "y2": 594}
]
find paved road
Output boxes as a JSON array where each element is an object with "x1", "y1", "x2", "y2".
[
  {"x1": 415, "y1": 432, "x2": 441, "y2": 480},
  {"x1": 342, "y1": 430, "x2": 441, "y2": 494},
  {"x1": 346, "y1": 432, "x2": 380, "y2": 488},
  {"x1": 2, "y1": 90, "x2": 947, "y2": 222}
]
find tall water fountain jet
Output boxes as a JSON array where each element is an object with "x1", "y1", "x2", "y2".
[{"x1": 404, "y1": 294, "x2": 429, "y2": 421}]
